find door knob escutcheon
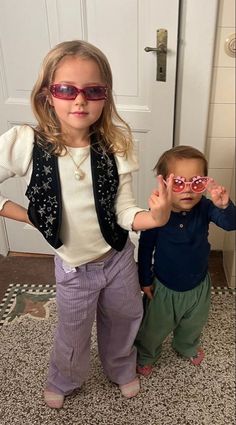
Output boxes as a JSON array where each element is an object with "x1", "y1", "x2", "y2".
[{"x1": 144, "y1": 29, "x2": 168, "y2": 82}]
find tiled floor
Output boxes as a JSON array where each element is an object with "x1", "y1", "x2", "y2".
[{"x1": 0, "y1": 250, "x2": 228, "y2": 303}]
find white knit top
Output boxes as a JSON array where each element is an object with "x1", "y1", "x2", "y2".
[{"x1": 0, "y1": 125, "x2": 144, "y2": 266}]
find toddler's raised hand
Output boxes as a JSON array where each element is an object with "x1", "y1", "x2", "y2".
[
  {"x1": 207, "y1": 178, "x2": 229, "y2": 209},
  {"x1": 148, "y1": 174, "x2": 174, "y2": 226}
]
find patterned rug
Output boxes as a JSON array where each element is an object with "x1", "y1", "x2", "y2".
[
  {"x1": 0, "y1": 284, "x2": 235, "y2": 425},
  {"x1": 0, "y1": 284, "x2": 55, "y2": 326},
  {"x1": 0, "y1": 283, "x2": 235, "y2": 327}
]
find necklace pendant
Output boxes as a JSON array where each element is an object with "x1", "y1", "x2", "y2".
[
  {"x1": 75, "y1": 169, "x2": 85, "y2": 180},
  {"x1": 66, "y1": 148, "x2": 89, "y2": 181},
  {"x1": 75, "y1": 170, "x2": 82, "y2": 180}
]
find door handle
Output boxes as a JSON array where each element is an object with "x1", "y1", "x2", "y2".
[{"x1": 144, "y1": 29, "x2": 168, "y2": 82}]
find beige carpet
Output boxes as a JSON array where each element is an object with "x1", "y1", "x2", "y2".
[{"x1": 0, "y1": 285, "x2": 235, "y2": 425}]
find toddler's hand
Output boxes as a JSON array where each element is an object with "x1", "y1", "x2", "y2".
[
  {"x1": 207, "y1": 179, "x2": 230, "y2": 209},
  {"x1": 148, "y1": 174, "x2": 174, "y2": 226},
  {"x1": 142, "y1": 285, "x2": 154, "y2": 300}
]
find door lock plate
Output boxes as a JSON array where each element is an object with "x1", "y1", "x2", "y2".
[
  {"x1": 156, "y1": 29, "x2": 167, "y2": 81},
  {"x1": 144, "y1": 29, "x2": 168, "y2": 82}
]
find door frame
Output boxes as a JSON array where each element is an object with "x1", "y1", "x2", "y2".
[
  {"x1": 175, "y1": 0, "x2": 219, "y2": 151},
  {"x1": 0, "y1": 0, "x2": 219, "y2": 256},
  {"x1": 0, "y1": 220, "x2": 8, "y2": 255}
]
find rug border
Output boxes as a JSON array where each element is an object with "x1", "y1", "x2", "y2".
[
  {"x1": 0, "y1": 283, "x2": 235, "y2": 327},
  {"x1": 0, "y1": 283, "x2": 56, "y2": 326}
]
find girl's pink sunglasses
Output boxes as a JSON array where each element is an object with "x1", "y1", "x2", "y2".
[{"x1": 49, "y1": 84, "x2": 108, "y2": 101}]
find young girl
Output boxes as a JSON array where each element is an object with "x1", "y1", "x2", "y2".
[{"x1": 0, "y1": 40, "x2": 173, "y2": 408}]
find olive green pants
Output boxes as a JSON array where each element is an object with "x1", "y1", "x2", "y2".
[{"x1": 135, "y1": 274, "x2": 211, "y2": 365}]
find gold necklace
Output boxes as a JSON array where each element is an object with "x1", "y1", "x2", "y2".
[{"x1": 66, "y1": 148, "x2": 90, "y2": 180}]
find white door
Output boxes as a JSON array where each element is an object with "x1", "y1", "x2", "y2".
[{"x1": 0, "y1": 0, "x2": 179, "y2": 254}]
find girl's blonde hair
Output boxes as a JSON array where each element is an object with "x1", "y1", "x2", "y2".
[
  {"x1": 31, "y1": 40, "x2": 133, "y2": 155},
  {"x1": 153, "y1": 145, "x2": 208, "y2": 178}
]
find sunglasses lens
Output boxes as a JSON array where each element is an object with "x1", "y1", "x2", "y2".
[
  {"x1": 172, "y1": 178, "x2": 185, "y2": 192},
  {"x1": 50, "y1": 84, "x2": 107, "y2": 100},
  {"x1": 50, "y1": 84, "x2": 77, "y2": 100},
  {"x1": 191, "y1": 178, "x2": 207, "y2": 193},
  {"x1": 84, "y1": 86, "x2": 107, "y2": 100}
]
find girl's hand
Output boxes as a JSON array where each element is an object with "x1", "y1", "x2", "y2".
[
  {"x1": 207, "y1": 179, "x2": 230, "y2": 209},
  {"x1": 0, "y1": 200, "x2": 34, "y2": 225},
  {"x1": 148, "y1": 174, "x2": 174, "y2": 226},
  {"x1": 142, "y1": 285, "x2": 154, "y2": 300}
]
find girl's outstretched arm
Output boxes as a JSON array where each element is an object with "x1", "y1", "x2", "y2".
[{"x1": 132, "y1": 174, "x2": 173, "y2": 231}]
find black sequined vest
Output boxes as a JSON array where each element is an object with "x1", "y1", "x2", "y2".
[{"x1": 25, "y1": 133, "x2": 128, "y2": 250}]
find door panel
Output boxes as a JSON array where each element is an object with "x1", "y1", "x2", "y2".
[{"x1": 0, "y1": 0, "x2": 179, "y2": 253}]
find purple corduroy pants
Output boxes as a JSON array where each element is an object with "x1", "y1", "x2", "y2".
[{"x1": 46, "y1": 239, "x2": 143, "y2": 395}]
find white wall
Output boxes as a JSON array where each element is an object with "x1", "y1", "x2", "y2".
[
  {"x1": 223, "y1": 165, "x2": 235, "y2": 287},
  {"x1": 206, "y1": 0, "x2": 235, "y2": 286}
]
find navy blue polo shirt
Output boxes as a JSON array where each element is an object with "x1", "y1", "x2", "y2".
[{"x1": 138, "y1": 197, "x2": 236, "y2": 292}]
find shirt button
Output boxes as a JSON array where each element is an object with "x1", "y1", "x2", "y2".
[
  {"x1": 182, "y1": 212, "x2": 187, "y2": 216},
  {"x1": 179, "y1": 224, "x2": 184, "y2": 228}
]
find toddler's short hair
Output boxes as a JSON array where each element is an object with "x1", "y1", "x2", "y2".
[{"x1": 153, "y1": 145, "x2": 208, "y2": 178}]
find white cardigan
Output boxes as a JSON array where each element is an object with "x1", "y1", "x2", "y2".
[{"x1": 0, "y1": 126, "x2": 144, "y2": 267}]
